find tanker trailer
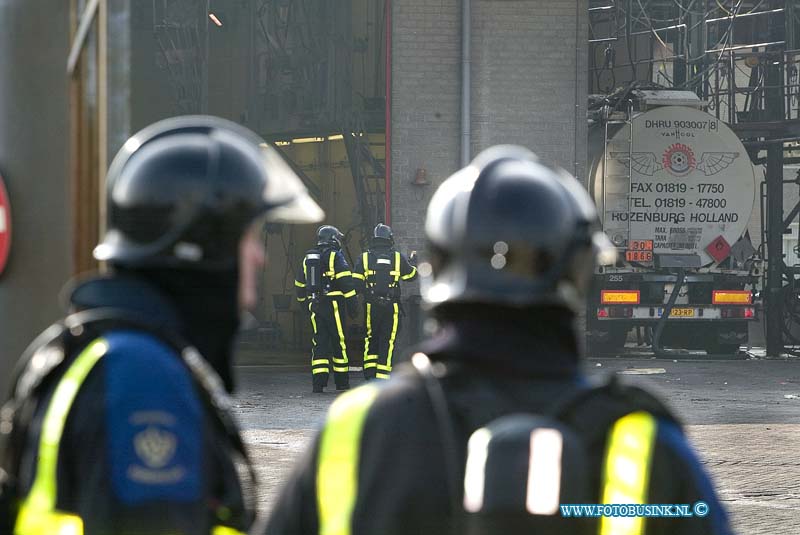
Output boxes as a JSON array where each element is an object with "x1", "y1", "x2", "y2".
[{"x1": 587, "y1": 91, "x2": 759, "y2": 356}]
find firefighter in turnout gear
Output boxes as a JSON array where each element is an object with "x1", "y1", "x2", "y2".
[
  {"x1": 295, "y1": 225, "x2": 358, "y2": 392},
  {"x1": 353, "y1": 224, "x2": 417, "y2": 380},
  {"x1": 0, "y1": 116, "x2": 324, "y2": 535},
  {"x1": 265, "y1": 146, "x2": 731, "y2": 535}
]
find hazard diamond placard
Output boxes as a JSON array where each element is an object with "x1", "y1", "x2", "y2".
[{"x1": 706, "y1": 235, "x2": 731, "y2": 264}]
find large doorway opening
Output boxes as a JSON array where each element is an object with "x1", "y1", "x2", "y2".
[{"x1": 116, "y1": 0, "x2": 389, "y2": 360}]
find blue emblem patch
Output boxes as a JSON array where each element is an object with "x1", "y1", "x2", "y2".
[{"x1": 104, "y1": 331, "x2": 202, "y2": 504}]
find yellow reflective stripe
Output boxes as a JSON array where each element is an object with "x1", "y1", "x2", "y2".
[
  {"x1": 313, "y1": 368, "x2": 329, "y2": 375},
  {"x1": 331, "y1": 301, "x2": 349, "y2": 365},
  {"x1": 16, "y1": 339, "x2": 109, "y2": 535},
  {"x1": 326, "y1": 250, "x2": 336, "y2": 277},
  {"x1": 332, "y1": 366, "x2": 350, "y2": 373},
  {"x1": 213, "y1": 526, "x2": 247, "y2": 535},
  {"x1": 317, "y1": 384, "x2": 381, "y2": 535},
  {"x1": 375, "y1": 373, "x2": 390, "y2": 380},
  {"x1": 363, "y1": 355, "x2": 378, "y2": 361},
  {"x1": 14, "y1": 508, "x2": 83, "y2": 535},
  {"x1": 363, "y1": 363, "x2": 378, "y2": 369},
  {"x1": 303, "y1": 257, "x2": 308, "y2": 279},
  {"x1": 599, "y1": 412, "x2": 657, "y2": 535},
  {"x1": 351, "y1": 273, "x2": 365, "y2": 281},
  {"x1": 363, "y1": 303, "x2": 372, "y2": 362},
  {"x1": 310, "y1": 303, "x2": 318, "y2": 347},
  {"x1": 401, "y1": 266, "x2": 417, "y2": 280},
  {"x1": 386, "y1": 303, "x2": 400, "y2": 370},
  {"x1": 393, "y1": 252, "x2": 401, "y2": 282},
  {"x1": 312, "y1": 359, "x2": 330, "y2": 366},
  {"x1": 335, "y1": 271, "x2": 352, "y2": 280},
  {"x1": 326, "y1": 291, "x2": 345, "y2": 297},
  {"x1": 343, "y1": 290, "x2": 357, "y2": 299},
  {"x1": 362, "y1": 252, "x2": 369, "y2": 279},
  {"x1": 332, "y1": 357, "x2": 348, "y2": 364},
  {"x1": 295, "y1": 279, "x2": 306, "y2": 288},
  {"x1": 376, "y1": 364, "x2": 392, "y2": 372},
  {"x1": 297, "y1": 296, "x2": 307, "y2": 302}
]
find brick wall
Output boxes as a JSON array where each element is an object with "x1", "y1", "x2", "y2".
[
  {"x1": 471, "y1": 0, "x2": 588, "y2": 180},
  {"x1": 390, "y1": 0, "x2": 461, "y2": 261},
  {"x1": 390, "y1": 0, "x2": 589, "y2": 346},
  {"x1": 391, "y1": 0, "x2": 589, "y2": 259}
]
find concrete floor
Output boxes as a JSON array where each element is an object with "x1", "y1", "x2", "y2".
[{"x1": 234, "y1": 355, "x2": 800, "y2": 534}]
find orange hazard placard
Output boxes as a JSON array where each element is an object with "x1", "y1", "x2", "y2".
[{"x1": 0, "y1": 173, "x2": 10, "y2": 277}]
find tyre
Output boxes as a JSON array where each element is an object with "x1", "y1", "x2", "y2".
[
  {"x1": 704, "y1": 341, "x2": 741, "y2": 356},
  {"x1": 587, "y1": 325, "x2": 628, "y2": 357}
]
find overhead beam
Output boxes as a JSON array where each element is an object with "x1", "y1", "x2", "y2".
[{"x1": 731, "y1": 119, "x2": 800, "y2": 139}]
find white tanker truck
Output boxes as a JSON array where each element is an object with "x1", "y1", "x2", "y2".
[{"x1": 587, "y1": 90, "x2": 760, "y2": 356}]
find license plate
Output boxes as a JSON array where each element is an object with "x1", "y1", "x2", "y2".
[{"x1": 659, "y1": 307, "x2": 694, "y2": 317}]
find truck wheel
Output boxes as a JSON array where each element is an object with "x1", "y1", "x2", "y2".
[
  {"x1": 704, "y1": 341, "x2": 741, "y2": 356},
  {"x1": 588, "y1": 326, "x2": 628, "y2": 357},
  {"x1": 704, "y1": 322, "x2": 747, "y2": 356}
]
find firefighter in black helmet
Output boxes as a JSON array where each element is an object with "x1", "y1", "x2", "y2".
[
  {"x1": 0, "y1": 116, "x2": 323, "y2": 535},
  {"x1": 265, "y1": 146, "x2": 731, "y2": 535},
  {"x1": 353, "y1": 223, "x2": 417, "y2": 380},
  {"x1": 295, "y1": 225, "x2": 358, "y2": 392}
]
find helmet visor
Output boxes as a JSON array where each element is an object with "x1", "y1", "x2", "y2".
[{"x1": 259, "y1": 143, "x2": 325, "y2": 224}]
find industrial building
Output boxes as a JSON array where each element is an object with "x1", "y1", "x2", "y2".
[
  {"x1": 3, "y1": 0, "x2": 800, "y2": 381},
  {"x1": 0, "y1": 0, "x2": 586, "y2": 379}
]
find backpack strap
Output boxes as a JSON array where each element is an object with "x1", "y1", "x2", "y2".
[
  {"x1": 549, "y1": 373, "x2": 681, "y2": 439},
  {"x1": 411, "y1": 354, "x2": 465, "y2": 527},
  {"x1": 391, "y1": 250, "x2": 401, "y2": 286},
  {"x1": 409, "y1": 355, "x2": 683, "y2": 530},
  {"x1": 0, "y1": 307, "x2": 257, "y2": 522},
  {"x1": 362, "y1": 251, "x2": 371, "y2": 281},
  {"x1": 548, "y1": 374, "x2": 681, "y2": 531}
]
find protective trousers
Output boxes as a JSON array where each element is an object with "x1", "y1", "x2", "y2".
[
  {"x1": 309, "y1": 298, "x2": 350, "y2": 391},
  {"x1": 362, "y1": 300, "x2": 400, "y2": 380}
]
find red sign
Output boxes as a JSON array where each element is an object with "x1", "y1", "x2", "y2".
[
  {"x1": 0, "y1": 173, "x2": 10, "y2": 276},
  {"x1": 706, "y1": 235, "x2": 731, "y2": 264},
  {"x1": 625, "y1": 250, "x2": 653, "y2": 263},
  {"x1": 628, "y1": 240, "x2": 654, "y2": 251}
]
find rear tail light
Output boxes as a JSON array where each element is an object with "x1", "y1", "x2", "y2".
[
  {"x1": 598, "y1": 307, "x2": 633, "y2": 318},
  {"x1": 712, "y1": 290, "x2": 752, "y2": 305},
  {"x1": 610, "y1": 307, "x2": 633, "y2": 318},
  {"x1": 721, "y1": 307, "x2": 756, "y2": 319}
]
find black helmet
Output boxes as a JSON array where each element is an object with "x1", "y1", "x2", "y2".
[
  {"x1": 420, "y1": 145, "x2": 616, "y2": 313},
  {"x1": 94, "y1": 116, "x2": 323, "y2": 270},
  {"x1": 317, "y1": 225, "x2": 344, "y2": 248},
  {"x1": 373, "y1": 223, "x2": 394, "y2": 245}
]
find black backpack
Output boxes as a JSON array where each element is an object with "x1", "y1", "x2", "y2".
[
  {"x1": 0, "y1": 308, "x2": 257, "y2": 532},
  {"x1": 303, "y1": 248, "x2": 325, "y2": 297},
  {"x1": 367, "y1": 249, "x2": 396, "y2": 299},
  {"x1": 412, "y1": 355, "x2": 681, "y2": 535}
]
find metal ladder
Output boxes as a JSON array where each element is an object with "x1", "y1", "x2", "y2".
[
  {"x1": 342, "y1": 112, "x2": 386, "y2": 238},
  {"x1": 601, "y1": 99, "x2": 634, "y2": 251}
]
